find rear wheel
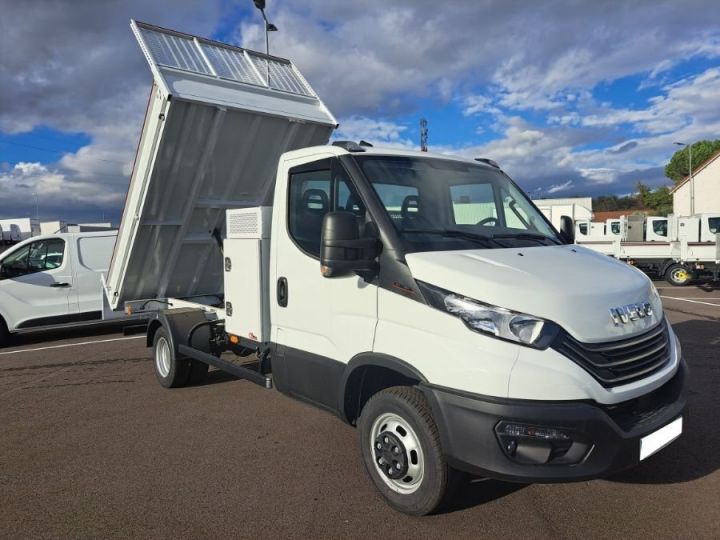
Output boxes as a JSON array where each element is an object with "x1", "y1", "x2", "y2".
[
  {"x1": 358, "y1": 386, "x2": 454, "y2": 515},
  {"x1": 665, "y1": 263, "x2": 693, "y2": 286},
  {"x1": 153, "y1": 327, "x2": 190, "y2": 388}
]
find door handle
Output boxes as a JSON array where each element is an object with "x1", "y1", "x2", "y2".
[
  {"x1": 50, "y1": 282, "x2": 71, "y2": 288},
  {"x1": 277, "y1": 277, "x2": 288, "y2": 307}
]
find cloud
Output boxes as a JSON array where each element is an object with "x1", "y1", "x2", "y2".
[
  {"x1": 0, "y1": 161, "x2": 125, "y2": 221},
  {"x1": 334, "y1": 116, "x2": 414, "y2": 148},
  {"x1": 547, "y1": 180, "x2": 574, "y2": 194},
  {"x1": 579, "y1": 67, "x2": 720, "y2": 136},
  {"x1": 0, "y1": 0, "x2": 224, "y2": 219},
  {"x1": 608, "y1": 141, "x2": 639, "y2": 154}
]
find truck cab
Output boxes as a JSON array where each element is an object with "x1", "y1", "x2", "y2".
[
  {"x1": 699, "y1": 213, "x2": 720, "y2": 242},
  {"x1": 646, "y1": 216, "x2": 669, "y2": 242},
  {"x1": 263, "y1": 144, "x2": 685, "y2": 513}
]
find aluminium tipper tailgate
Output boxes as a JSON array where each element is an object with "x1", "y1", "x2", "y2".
[{"x1": 105, "y1": 21, "x2": 336, "y2": 310}]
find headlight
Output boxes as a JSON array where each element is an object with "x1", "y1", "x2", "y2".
[
  {"x1": 649, "y1": 283, "x2": 664, "y2": 320},
  {"x1": 418, "y1": 281, "x2": 558, "y2": 349}
]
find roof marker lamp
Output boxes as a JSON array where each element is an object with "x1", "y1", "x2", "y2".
[{"x1": 418, "y1": 282, "x2": 558, "y2": 348}]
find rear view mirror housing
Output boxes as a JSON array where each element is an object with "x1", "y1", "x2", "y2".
[
  {"x1": 320, "y1": 212, "x2": 378, "y2": 278},
  {"x1": 560, "y1": 215, "x2": 575, "y2": 244}
]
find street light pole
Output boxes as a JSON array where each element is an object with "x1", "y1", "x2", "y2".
[
  {"x1": 674, "y1": 142, "x2": 694, "y2": 215},
  {"x1": 689, "y1": 144, "x2": 694, "y2": 216},
  {"x1": 252, "y1": 0, "x2": 278, "y2": 87}
]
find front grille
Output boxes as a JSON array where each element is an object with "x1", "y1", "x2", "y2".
[{"x1": 553, "y1": 319, "x2": 671, "y2": 387}]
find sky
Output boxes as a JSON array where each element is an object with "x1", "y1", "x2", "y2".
[{"x1": 1, "y1": 0, "x2": 719, "y2": 223}]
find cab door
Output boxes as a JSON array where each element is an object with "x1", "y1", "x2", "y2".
[
  {"x1": 270, "y1": 157, "x2": 377, "y2": 412},
  {"x1": 0, "y1": 237, "x2": 76, "y2": 329}
]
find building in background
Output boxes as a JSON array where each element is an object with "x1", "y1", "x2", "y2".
[
  {"x1": 533, "y1": 197, "x2": 593, "y2": 212},
  {"x1": 671, "y1": 148, "x2": 720, "y2": 216}
]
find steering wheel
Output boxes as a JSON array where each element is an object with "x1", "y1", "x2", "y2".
[{"x1": 476, "y1": 217, "x2": 498, "y2": 226}]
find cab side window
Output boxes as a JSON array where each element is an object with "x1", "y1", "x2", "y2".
[
  {"x1": 288, "y1": 166, "x2": 362, "y2": 258},
  {"x1": 652, "y1": 220, "x2": 668, "y2": 237},
  {"x1": 0, "y1": 238, "x2": 65, "y2": 279},
  {"x1": 288, "y1": 169, "x2": 331, "y2": 257}
]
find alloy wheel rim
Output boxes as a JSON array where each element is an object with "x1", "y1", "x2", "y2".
[{"x1": 155, "y1": 337, "x2": 171, "y2": 378}]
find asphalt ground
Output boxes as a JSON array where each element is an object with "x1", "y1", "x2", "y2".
[{"x1": 1, "y1": 282, "x2": 718, "y2": 539}]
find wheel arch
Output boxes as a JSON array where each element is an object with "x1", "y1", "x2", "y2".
[
  {"x1": 339, "y1": 353, "x2": 428, "y2": 425},
  {"x1": 146, "y1": 317, "x2": 164, "y2": 348},
  {"x1": 145, "y1": 309, "x2": 210, "y2": 352},
  {"x1": 660, "y1": 259, "x2": 680, "y2": 277}
]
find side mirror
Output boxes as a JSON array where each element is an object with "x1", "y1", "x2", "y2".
[
  {"x1": 560, "y1": 215, "x2": 575, "y2": 244},
  {"x1": 320, "y1": 212, "x2": 378, "y2": 278}
]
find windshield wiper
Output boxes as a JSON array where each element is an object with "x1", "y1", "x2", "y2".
[
  {"x1": 401, "y1": 228, "x2": 497, "y2": 245},
  {"x1": 491, "y1": 232, "x2": 561, "y2": 245}
]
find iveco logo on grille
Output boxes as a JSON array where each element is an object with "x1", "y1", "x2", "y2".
[{"x1": 610, "y1": 303, "x2": 653, "y2": 325}]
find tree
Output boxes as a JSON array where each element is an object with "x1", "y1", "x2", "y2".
[
  {"x1": 636, "y1": 182, "x2": 673, "y2": 216},
  {"x1": 593, "y1": 194, "x2": 641, "y2": 212},
  {"x1": 664, "y1": 139, "x2": 720, "y2": 184}
]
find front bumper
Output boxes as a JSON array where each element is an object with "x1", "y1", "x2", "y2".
[{"x1": 422, "y1": 358, "x2": 687, "y2": 483}]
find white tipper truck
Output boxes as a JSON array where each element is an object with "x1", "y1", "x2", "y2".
[
  {"x1": 106, "y1": 21, "x2": 687, "y2": 515},
  {"x1": 576, "y1": 213, "x2": 720, "y2": 286}
]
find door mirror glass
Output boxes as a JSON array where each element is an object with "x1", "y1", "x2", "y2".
[
  {"x1": 559, "y1": 215, "x2": 575, "y2": 244},
  {"x1": 320, "y1": 212, "x2": 378, "y2": 278}
]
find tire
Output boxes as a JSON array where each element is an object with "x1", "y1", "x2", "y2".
[
  {"x1": 0, "y1": 317, "x2": 9, "y2": 348},
  {"x1": 665, "y1": 263, "x2": 693, "y2": 286},
  {"x1": 358, "y1": 386, "x2": 453, "y2": 516},
  {"x1": 152, "y1": 327, "x2": 190, "y2": 388}
]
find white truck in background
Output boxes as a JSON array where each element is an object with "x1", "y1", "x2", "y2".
[
  {"x1": 576, "y1": 213, "x2": 720, "y2": 285},
  {"x1": 537, "y1": 203, "x2": 592, "y2": 233},
  {"x1": 40, "y1": 220, "x2": 68, "y2": 235},
  {"x1": 67, "y1": 223, "x2": 115, "y2": 233},
  {"x1": 103, "y1": 21, "x2": 687, "y2": 515},
  {"x1": 0, "y1": 218, "x2": 40, "y2": 241},
  {"x1": 0, "y1": 222, "x2": 25, "y2": 244}
]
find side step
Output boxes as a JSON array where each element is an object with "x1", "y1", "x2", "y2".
[{"x1": 178, "y1": 344, "x2": 272, "y2": 389}]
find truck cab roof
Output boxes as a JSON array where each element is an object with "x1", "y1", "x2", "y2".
[{"x1": 282, "y1": 143, "x2": 501, "y2": 171}]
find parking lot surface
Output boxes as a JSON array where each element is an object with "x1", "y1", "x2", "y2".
[{"x1": 1, "y1": 282, "x2": 718, "y2": 538}]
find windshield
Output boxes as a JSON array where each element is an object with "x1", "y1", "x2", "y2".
[{"x1": 355, "y1": 156, "x2": 560, "y2": 252}]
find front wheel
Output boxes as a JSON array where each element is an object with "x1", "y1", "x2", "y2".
[
  {"x1": 358, "y1": 386, "x2": 454, "y2": 515},
  {"x1": 665, "y1": 263, "x2": 693, "y2": 286}
]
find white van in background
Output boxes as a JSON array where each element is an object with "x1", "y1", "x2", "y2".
[{"x1": 0, "y1": 231, "x2": 123, "y2": 345}]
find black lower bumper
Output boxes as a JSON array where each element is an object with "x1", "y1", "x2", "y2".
[{"x1": 422, "y1": 359, "x2": 687, "y2": 483}]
